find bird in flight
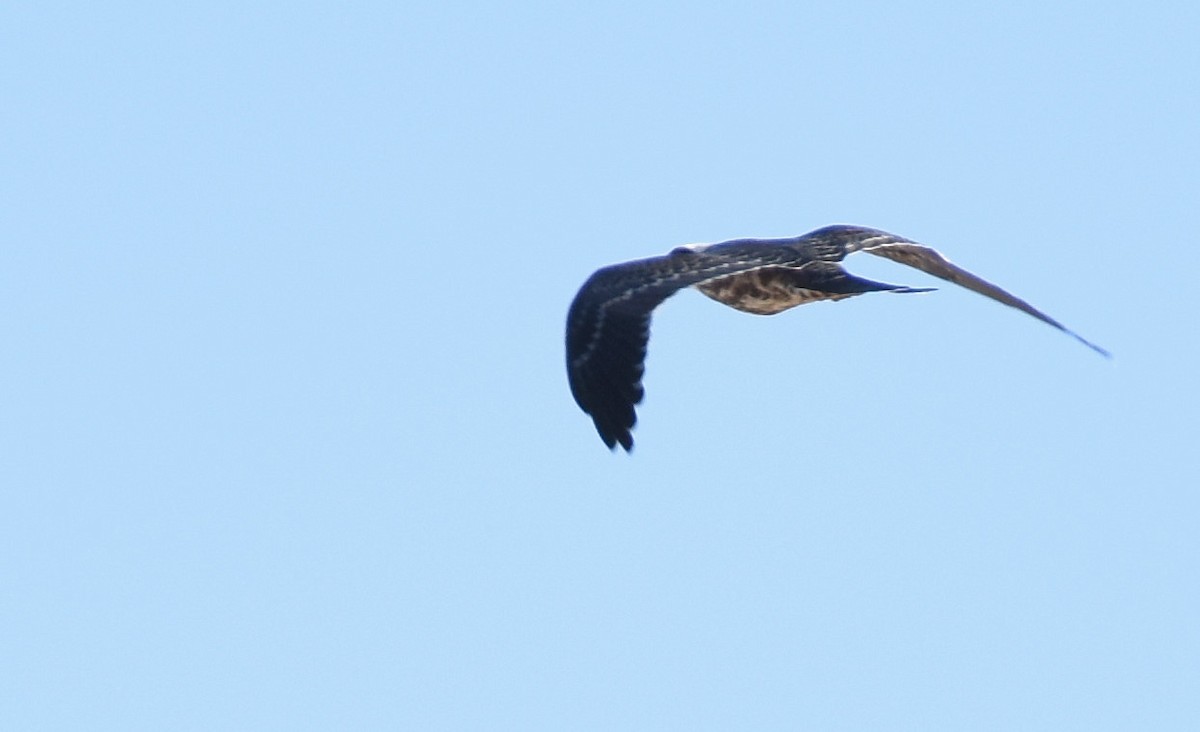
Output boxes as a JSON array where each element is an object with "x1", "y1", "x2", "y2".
[{"x1": 565, "y1": 224, "x2": 1108, "y2": 451}]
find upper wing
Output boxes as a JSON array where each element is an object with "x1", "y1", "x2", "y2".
[
  {"x1": 566, "y1": 247, "x2": 809, "y2": 451},
  {"x1": 854, "y1": 237, "x2": 1110, "y2": 357}
]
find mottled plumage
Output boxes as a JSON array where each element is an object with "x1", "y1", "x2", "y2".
[{"x1": 566, "y1": 224, "x2": 1108, "y2": 451}]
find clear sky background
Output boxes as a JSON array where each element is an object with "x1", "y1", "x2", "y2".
[{"x1": 3, "y1": 2, "x2": 1198, "y2": 730}]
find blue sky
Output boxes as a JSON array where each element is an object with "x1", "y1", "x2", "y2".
[{"x1": 3, "y1": 1, "x2": 1198, "y2": 729}]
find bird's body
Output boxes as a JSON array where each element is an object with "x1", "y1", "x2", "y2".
[{"x1": 565, "y1": 224, "x2": 1107, "y2": 451}]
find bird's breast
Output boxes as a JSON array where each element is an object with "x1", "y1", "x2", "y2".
[{"x1": 695, "y1": 269, "x2": 849, "y2": 315}]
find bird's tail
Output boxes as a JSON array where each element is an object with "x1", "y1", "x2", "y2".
[{"x1": 829, "y1": 272, "x2": 936, "y2": 297}]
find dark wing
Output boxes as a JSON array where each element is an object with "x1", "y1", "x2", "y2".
[
  {"x1": 565, "y1": 263, "x2": 663, "y2": 452},
  {"x1": 835, "y1": 230, "x2": 1110, "y2": 357},
  {"x1": 566, "y1": 247, "x2": 808, "y2": 451}
]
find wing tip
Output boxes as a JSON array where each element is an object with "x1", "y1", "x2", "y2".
[
  {"x1": 598, "y1": 425, "x2": 635, "y2": 453},
  {"x1": 1075, "y1": 334, "x2": 1112, "y2": 359}
]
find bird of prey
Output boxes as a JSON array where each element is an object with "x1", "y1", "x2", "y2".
[{"x1": 565, "y1": 224, "x2": 1108, "y2": 451}]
